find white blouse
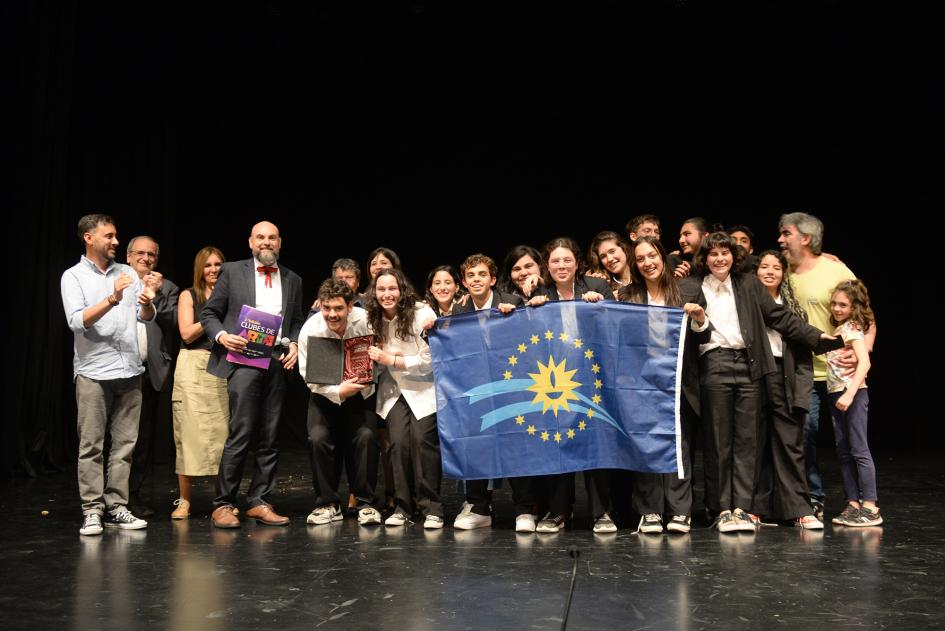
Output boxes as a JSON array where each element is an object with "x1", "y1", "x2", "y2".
[{"x1": 375, "y1": 304, "x2": 438, "y2": 420}]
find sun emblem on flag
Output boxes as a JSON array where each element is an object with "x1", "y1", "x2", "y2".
[{"x1": 461, "y1": 326, "x2": 627, "y2": 445}]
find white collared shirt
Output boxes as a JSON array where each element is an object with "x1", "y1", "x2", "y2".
[
  {"x1": 254, "y1": 257, "x2": 284, "y2": 338},
  {"x1": 699, "y1": 273, "x2": 746, "y2": 356},
  {"x1": 297, "y1": 306, "x2": 375, "y2": 404},
  {"x1": 766, "y1": 295, "x2": 784, "y2": 359},
  {"x1": 374, "y1": 304, "x2": 437, "y2": 420},
  {"x1": 473, "y1": 290, "x2": 494, "y2": 311}
]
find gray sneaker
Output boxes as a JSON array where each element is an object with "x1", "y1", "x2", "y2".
[
  {"x1": 79, "y1": 513, "x2": 103, "y2": 536},
  {"x1": 832, "y1": 504, "x2": 860, "y2": 526},
  {"x1": 846, "y1": 506, "x2": 883, "y2": 527},
  {"x1": 593, "y1": 513, "x2": 617, "y2": 534},
  {"x1": 638, "y1": 513, "x2": 663, "y2": 534}
]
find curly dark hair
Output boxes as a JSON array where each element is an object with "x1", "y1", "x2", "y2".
[
  {"x1": 693, "y1": 231, "x2": 746, "y2": 276},
  {"x1": 367, "y1": 268, "x2": 421, "y2": 344},
  {"x1": 756, "y1": 250, "x2": 806, "y2": 320}
]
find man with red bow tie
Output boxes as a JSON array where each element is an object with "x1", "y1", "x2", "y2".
[{"x1": 201, "y1": 220, "x2": 305, "y2": 528}]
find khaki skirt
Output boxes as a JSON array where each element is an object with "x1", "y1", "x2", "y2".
[{"x1": 172, "y1": 348, "x2": 230, "y2": 476}]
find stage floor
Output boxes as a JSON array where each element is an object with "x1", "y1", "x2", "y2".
[{"x1": 2, "y1": 450, "x2": 942, "y2": 630}]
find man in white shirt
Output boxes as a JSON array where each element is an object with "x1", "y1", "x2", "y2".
[{"x1": 298, "y1": 279, "x2": 382, "y2": 527}]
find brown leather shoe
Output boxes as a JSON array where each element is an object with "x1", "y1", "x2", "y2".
[
  {"x1": 212, "y1": 505, "x2": 240, "y2": 529},
  {"x1": 245, "y1": 503, "x2": 290, "y2": 526}
]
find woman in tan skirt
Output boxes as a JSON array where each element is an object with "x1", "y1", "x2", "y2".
[{"x1": 170, "y1": 246, "x2": 230, "y2": 518}]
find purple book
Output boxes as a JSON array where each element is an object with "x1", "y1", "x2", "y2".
[{"x1": 226, "y1": 305, "x2": 284, "y2": 370}]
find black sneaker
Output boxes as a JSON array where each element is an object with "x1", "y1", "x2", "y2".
[
  {"x1": 104, "y1": 508, "x2": 148, "y2": 530},
  {"x1": 846, "y1": 506, "x2": 883, "y2": 527},
  {"x1": 667, "y1": 515, "x2": 691, "y2": 534},
  {"x1": 831, "y1": 504, "x2": 860, "y2": 526},
  {"x1": 811, "y1": 499, "x2": 825, "y2": 523},
  {"x1": 536, "y1": 513, "x2": 566, "y2": 534}
]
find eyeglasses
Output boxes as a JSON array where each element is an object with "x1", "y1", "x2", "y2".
[{"x1": 130, "y1": 250, "x2": 157, "y2": 258}]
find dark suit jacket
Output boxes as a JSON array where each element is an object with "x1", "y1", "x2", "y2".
[
  {"x1": 451, "y1": 290, "x2": 524, "y2": 314},
  {"x1": 144, "y1": 278, "x2": 180, "y2": 392},
  {"x1": 534, "y1": 275, "x2": 612, "y2": 301},
  {"x1": 201, "y1": 259, "x2": 305, "y2": 379},
  {"x1": 677, "y1": 272, "x2": 825, "y2": 385}
]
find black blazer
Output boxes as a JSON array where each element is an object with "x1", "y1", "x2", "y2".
[
  {"x1": 201, "y1": 259, "x2": 305, "y2": 379},
  {"x1": 451, "y1": 290, "x2": 524, "y2": 314},
  {"x1": 144, "y1": 278, "x2": 180, "y2": 392},
  {"x1": 535, "y1": 275, "x2": 612, "y2": 301},
  {"x1": 678, "y1": 272, "x2": 825, "y2": 384}
]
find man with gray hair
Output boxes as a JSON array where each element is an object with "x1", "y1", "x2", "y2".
[
  {"x1": 125, "y1": 235, "x2": 180, "y2": 517},
  {"x1": 61, "y1": 214, "x2": 158, "y2": 535},
  {"x1": 778, "y1": 212, "x2": 876, "y2": 520}
]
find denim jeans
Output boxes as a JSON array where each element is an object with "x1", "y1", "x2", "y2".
[{"x1": 803, "y1": 381, "x2": 829, "y2": 502}]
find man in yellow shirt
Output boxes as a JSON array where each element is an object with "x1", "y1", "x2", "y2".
[{"x1": 778, "y1": 212, "x2": 876, "y2": 519}]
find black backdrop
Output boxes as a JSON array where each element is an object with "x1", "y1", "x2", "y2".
[{"x1": 10, "y1": 1, "x2": 938, "y2": 476}]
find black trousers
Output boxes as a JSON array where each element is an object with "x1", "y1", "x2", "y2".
[
  {"x1": 466, "y1": 476, "x2": 535, "y2": 517},
  {"x1": 307, "y1": 393, "x2": 378, "y2": 508},
  {"x1": 632, "y1": 399, "x2": 695, "y2": 516},
  {"x1": 386, "y1": 396, "x2": 443, "y2": 518},
  {"x1": 214, "y1": 361, "x2": 286, "y2": 509},
  {"x1": 700, "y1": 348, "x2": 762, "y2": 512},
  {"x1": 129, "y1": 368, "x2": 172, "y2": 498},
  {"x1": 753, "y1": 359, "x2": 812, "y2": 519},
  {"x1": 546, "y1": 470, "x2": 612, "y2": 519}
]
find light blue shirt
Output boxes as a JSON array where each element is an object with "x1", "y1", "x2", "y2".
[{"x1": 61, "y1": 256, "x2": 153, "y2": 381}]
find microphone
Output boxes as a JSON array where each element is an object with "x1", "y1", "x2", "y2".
[{"x1": 278, "y1": 337, "x2": 291, "y2": 348}]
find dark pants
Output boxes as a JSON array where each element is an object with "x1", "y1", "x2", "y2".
[
  {"x1": 804, "y1": 380, "x2": 829, "y2": 501},
  {"x1": 386, "y1": 396, "x2": 443, "y2": 518},
  {"x1": 632, "y1": 400, "x2": 694, "y2": 516},
  {"x1": 830, "y1": 389, "x2": 877, "y2": 502},
  {"x1": 214, "y1": 362, "x2": 286, "y2": 509},
  {"x1": 547, "y1": 470, "x2": 612, "y2": 519},
  {"x1": 754, "y1": 360, "x2": 812, "y2": 519},
  {"x1": 307, "y1": 393, "x2": 378, "y2": 508},
  {"x1": 466, "y1": 476, "x2": 534, "y2": 517},
  {"x1": 129, "y1": 369, "x2": 172, "y2": 498},
  {"x1": 700, "y1": 348, "x2": 762, "y2": 512}
]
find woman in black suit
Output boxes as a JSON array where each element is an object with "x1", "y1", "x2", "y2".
[
  {"x1": 529, "y1": 238, "x2": 614, "y2": 534},
  {"x1": 677, "y1": 232, "x2": 834, "y2": 533},
  {"x1": 618, "y1": 236, "x2": 707, "y2": 534}
]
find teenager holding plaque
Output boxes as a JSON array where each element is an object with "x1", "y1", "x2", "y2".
[
  {"x1": 298, "y1": 279, "x2": 382, "y2": 527},
  {"x1": 200, "y1": 220, "x2": 304, "y2": 529}
]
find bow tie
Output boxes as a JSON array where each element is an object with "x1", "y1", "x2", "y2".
[{"x1": 257, "y1": 266, "x2": 278, "y2": 288}]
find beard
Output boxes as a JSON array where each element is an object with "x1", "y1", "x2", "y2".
[{"x1": 256, "y1": 249, "x2": 278, "y2": 266}]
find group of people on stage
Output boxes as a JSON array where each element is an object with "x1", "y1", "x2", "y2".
[{"x1": 61, "y1": 211, "x2": 881, "y2": 538}]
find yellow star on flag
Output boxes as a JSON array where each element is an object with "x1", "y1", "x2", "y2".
[
  {"x1": 559, "y1": 332, "x2": 570, "y2": 342},
  {"x1": 515, "y1": 415, "x2": 525, "y2": 425},
  {"x1": 530, "y1": 334, "x2": 540, "y2": 345},
  {"x1": 567, "y1": 429, "x2": 576, "y2": 439},
  {"x1": 591, "y1": 363, "x2": 601, "y2": 374},
  {"x1": 540, "y1": 431, "x2": 550, "y2": 442},
  {"x1": 578, "y1": 420, "x2": 587, "y2": 430},
  {"x1": 587, "y1": 410, "x2": 595, "y2": 418},
  {"x1": 584, "y1": 349, "x2": 594, "y2": 359},
  {"x1": 594, "y1": 379, "x2": 602, "y2": 389},
  {"x1": 554, "y1": 432, "x2": 562, "y2": 443},
  {"x1": 518, "y1": 343, "x2": 527, "y2": 354},
  {"x1": 544, "y1": 330, "x2": 554, "y2": 340},
  {"x1": 592, "y1": 394, "x2": 602, "y2": 405},
  {"x1": 573, "y1": 338, "x2": 583, "y2": 348},
  {"x1": 504, "y1": 370, "x2": 513, "y2": 380},
  {"x1": 527, "y1": 425, "x2": 537, "y2": 435},
  {"x1": 508, "y1": 355, "x2": 518, "y2": 366}
]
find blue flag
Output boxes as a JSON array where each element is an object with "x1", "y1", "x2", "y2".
[{"x1": 429, "y1": 301, "x2": 687, "y2": 480}]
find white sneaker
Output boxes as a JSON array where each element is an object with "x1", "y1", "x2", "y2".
[
  {"x1": 795, "y1": 514, "x2": 824, "y2": 530},
  {"x1": 515, "y1": 513, "x2": 538, "y2": 533},
  {"x1": 385, "y1": 509, "x2": 410, "y2": 527},
  {"x1": 593, "y1": 512, "x2": 617, "y2": 534},
  {"x1": 307, "y1": 504, "x2": 343, "y2": 525},
  {"x1": 667, "y1": 515, "x2": 691, "y2": 533},
  {"x1": 104, "y1": 508, "x2": 147, "y2": 530},
  {"x1": 79, "y1": 513, "x2": 103, "y2": 536},
  {"x1": 453, "y1": 502, "x2": 492, "y2": 530},
  {"x1": 423, "y1": 515, "x2": 445, "y2": 530},
  {"x1": 357, "y1": 507, "x2": 382, "y2": 526}
]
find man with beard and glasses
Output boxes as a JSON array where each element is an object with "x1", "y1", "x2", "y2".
[
  {"x1": 201, "y1": 220, "x2": 305, "y2": 528},
  {"x1": 61, "y1": 214, "x2": 158, "y2": 535}
]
